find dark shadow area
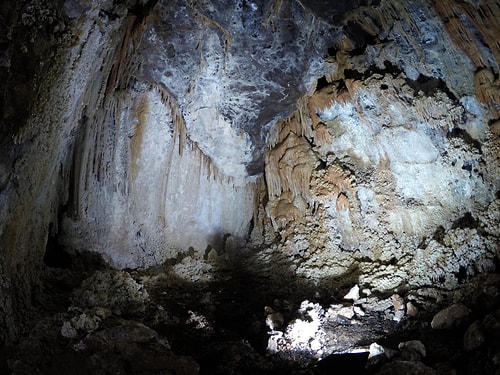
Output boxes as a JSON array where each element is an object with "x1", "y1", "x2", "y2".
[
  {"x1": 43, "y1": 226, "x2": 72, "y2": 269},
  {"x1": 3, "y1": 237, "x2": 500, "y2": 374},
  {"x1": 447, "y1": 128, "x2": 482, "y2": 151}
]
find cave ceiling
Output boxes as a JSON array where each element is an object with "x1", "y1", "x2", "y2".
[
  {"x1": 129, "y1": 0, "x2": 338, "y2": 176},
  {"x1": 118, "y1": 0, "x2": 498, "y2": 177}
]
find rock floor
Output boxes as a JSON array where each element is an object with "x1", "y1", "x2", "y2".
[{"x1": 2, "y1": 248, "x2": 499, "y2": 374}]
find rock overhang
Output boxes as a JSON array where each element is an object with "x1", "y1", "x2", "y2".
[{"x1": 130, "y1": 0, "x2": 339, "y2": 178}]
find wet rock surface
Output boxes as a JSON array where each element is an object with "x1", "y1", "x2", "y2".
[{"x1": 2, "y1": 250, "x2": 499, "y2": 374}]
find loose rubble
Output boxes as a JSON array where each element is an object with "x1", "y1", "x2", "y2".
[{"x1": 2, "y1": 250, "x2": 499, "y2": 374}]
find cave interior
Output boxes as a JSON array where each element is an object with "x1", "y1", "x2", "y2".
[{"x1": 0, "y1": 0, "x2": 499, "y2": 374}]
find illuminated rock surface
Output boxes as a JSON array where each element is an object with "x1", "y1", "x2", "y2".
[{"x1": 0, "y1": 0, "x2": 498, "y2": 373}]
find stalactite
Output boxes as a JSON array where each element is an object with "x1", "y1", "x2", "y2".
[
  {"x1": 310, "y1": 164, "x2": 354, "y2": 211},
  {"x1": 344, "y1": 7, "x2": 387, "y2": 37},
  {"x1": 263, "y1": 0, "x2": 284, "y2": 30},
  {"x1": 313, "y1": 124, "x2": 332, "y2": 146},
  {"x1": 264, "y1": 115, "x2": 317, "y2": 228},
  {"x1": 150, "y1": 82, "x2": 232, "y2": 185},
  {"x1": 187, "y1": 0, "x2": 232, "y2": 68},
  {"x1": 475, "y1": 68, "x2": 500, "y2": 118},
  {"x1": 153, "y1": 82, "x2": 188, "y2": 156},
  {"x1": 295, "y1": 96, "x2": 314, "y2": 139},
  {"x1": 106, "y1": 8, "x2": 151, "y2": 96},
  {"x1": 106, "y1": 16, "x2": 136, "y2": 96},
  {"x1": 432, "y1": 0, "x2": 500, "y2": 70},
  {"x1": 130, "y1": 94, "x2": 148, "y2": 180}
]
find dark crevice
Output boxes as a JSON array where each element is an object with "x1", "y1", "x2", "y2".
[
  {"x1": 447, "y1": 128, "x2": 482, "y2": 151},
  {"x1": 247, "y1": 217, "x2": 255, "y2": 240},
  {"x1": 315, "y1": 159, "x2": 327, "y2": 171},
  {"x1": 432, "y1": 225, "x2": 446, "y2": 244},
  {"x1": 417, "y1": 237, "x2": 427, "y2": 249},
  {"x1": 327, "y1": 46, "x2": 337, "y2": 56},
  {"x1": 451, "y1": 212, "x2": 478, "y2": 230},
  {"x1": 344, "y1": 60, "x2": 402, "y2": 81},
  {"x1": 405, "y1": 74, "x2": 457, "y2": 101},
  {"x1": 456, "y1": 266, "x2": 468, "y2": 284},
  {"x1": 127, "y1": 0, "x2": 160, "y2": 17},
  {"x1": 98, "y1": 9, "x2": 120, "y2": 21},
  {"x1": 342, "y1": 62, "x2": 458, "y2": 105},
  {"x1": 316, "y1": 75, "x2": 330, "y2": 91},
  {"x1": 343, "y1": 22, "x2": 379, "y2": 55},
  {"x1": 43, "y1": 234, "x2": 71, "y2": 269}
]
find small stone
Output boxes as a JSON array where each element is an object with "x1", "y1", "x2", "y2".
[
  {"x1": 368, "y1": 342, "x2": 388, "y2": 358},
  {"x1": 344, "y1": 284, "x2": 360, "y2": 301},
  {"x1": 266, "y1": 312, "x2": 284, "y2": 331},
  {"x1": 492, "y1": 351, "x2": 500, "y2": 366},
  {"x1": 463, "y1": 320, "x2": 485, "y2": 351},
  {"x1": 309, "y1": 338, "x2": 322, "y2": 351},
  {"x1": 394, "y1": 309, "x2": 405, "y2": 322},
  {"x1": 392, "y1": 294, "x2": 405, "y2": 311},
  {"x1": 61, "y1": 321, "x2": 78, "y2": 338},
  {"x1": 406, "y1": 301, "x2": 418, "y2": 317},
  {"x1": 267, "y1": 334, "x2": 281, "y2": 354},
  {"x1": 431, "y1": 303, "x2": 471, "y2": 330},
  {"x1": 366, "y1": 342, "x2": 392, "y2": 369},
  {"x1": 338, "y1": 306, "x2": 355, "y2": 319},
  {"x1": 72, "y1": 340, "x2": 87, "y2": 352},
  {"x1": 207, "y1": 248, "x2": 218, "y2": 263},
  {"x1": 353, "y1": 305, "x2": 365, "y2": 316},
  {"x1": 398, "y1": 340, "x2": 426, "y2": 361},
  {"x1": 265, "y1": 306, "x2": 284, "y2": 331}
]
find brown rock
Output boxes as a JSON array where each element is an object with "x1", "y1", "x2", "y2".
[
  {"x1": 482, "y1": 309, "x2": 500, "y2": 339},
  {"x1": 463, "y1": 320, "x2": 485, "y2": 351},
  {"x1": 392, "y1": 294, "x2": 405, "y2": 311},
  {"x1": 406, "y1": 301, "x2": 418, "y2": 317},
  {"x1": 398, "y1": 340, "x2": 426, "y2": 361},
  {"x1": 85, "y1": 321, "x2": 199, "y2": 374},
  {"x1": 431, "y1": 303, "x2": 471, "y2": 330}
]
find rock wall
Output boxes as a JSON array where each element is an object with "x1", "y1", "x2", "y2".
[
  {"x1": 59, "y1": 81, "x2": 256, "y2": 268},
  {"x1": 0, "y1": 0, "x2": 332, "y2": 344},
  {"x1": 0, "y1": 0, "x2": 128, "y2": 344},
  {"x1": 257, "y1": 0, "x2": 499, "y2": 295}
]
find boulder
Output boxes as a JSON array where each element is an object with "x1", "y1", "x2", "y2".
[
  {"x1": 431, "y1": 303, "x2": 471, "y2": 330},
  {"x1": 463, "y1": 320, "x2": 485, "y2": 351}
]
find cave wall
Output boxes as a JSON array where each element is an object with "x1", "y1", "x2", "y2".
[
  {"x1": 0, "y1": 0, "x2": 498, "y2": 346},
  {"x1": 60, "y1": 81, "x2": 256, "y2": 268},
  {"x1": 258, "y1": 0, "x2": 500, "y2": 293},
  {"x1": 0, "y1": 0, "x2": 131, "y2": 344}
]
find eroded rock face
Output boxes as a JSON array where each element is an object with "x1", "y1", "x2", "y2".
[
  {"x1": 255, "y1": 0, "x2": 499, "y2": 296},
  {"x1": 0, "y1": 0, "x2": 498, "y2": 351}
]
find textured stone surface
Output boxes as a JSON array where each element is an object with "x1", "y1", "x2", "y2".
[
  {"x1": 3, "y1": 253, "x2": 500, "y2": 374},
  {"x1": 463, "y1": 320, "x2": 486, "y2": 352},
  {"x1": 431, "y1": 303, "x2": 472, "y2": 330}
]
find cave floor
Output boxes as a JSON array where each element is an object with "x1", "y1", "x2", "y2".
[{"x1": 2, "y1": 247, "x2": 499, "y2": 375}]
